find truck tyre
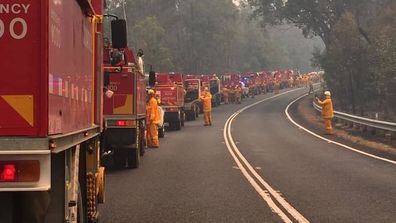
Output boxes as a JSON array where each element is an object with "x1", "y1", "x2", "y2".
[
  {"x1": 128, "y1": 125, "x2": 140, "y2": 168},
  {"x1": 185, "y1": 111, "x2": 191, "y2": 121},
  {"x1": 174, "y1": 120, "x2": 181, "y2": 131},
  {"x1": 190, "y1": 110, "x2": 196, "y2": 121},
  {"x1": 127, "y1": 148, "x2": 140, "y2": 169},
  {"x1": 137, "y1": 124, "x2": 145, "y2": 157},
  {"x1": 181, "y1": 113, "x2": 185, "y2": 127},
  {"x1": 158, "y1": 127, "x2": 165, "y2": 138},
  {"x1": 113, "y1": 150, "x2": 126, "y2": 169}
]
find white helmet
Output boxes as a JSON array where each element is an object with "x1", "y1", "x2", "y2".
[{"x1": 324, "y1": 91, "x2": 331, "y2": 96}]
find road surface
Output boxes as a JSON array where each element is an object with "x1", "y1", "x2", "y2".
[{"x1": 100, "y1": 88, "x2": 396, "y2": 223}]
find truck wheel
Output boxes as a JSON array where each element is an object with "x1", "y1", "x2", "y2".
[
  {"x1": 137, "y1": 124, "x2": 145, "y2": 157},
  {"x1": 113, "y1": 151, "x2": 126, "y2": 169},
  {"x1": 174, "y1": 120, "x2": 181, "y2": 131},
  {"x1": 127, "y1": 148, "x2": 140, "y2": 169},
  {"x1": 190, "y1": 110, "x2": 196, "y2": 121},
  {"x1": 181, "y1": 115, "x2": 185, "y2": 127},
  {"x1": 158, "y1": 127, "x2": 165, "y2": 138},
  {"x1": 195, "y1": 106, "x2": 199, "y2": 118}
]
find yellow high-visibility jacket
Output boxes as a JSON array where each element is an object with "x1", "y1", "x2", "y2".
[
  {"x1": 222, "y1": 88, "x2": 229, "y2": 97},
  {"x1": 147, "y1": 97, "x2": 160, "y2": 124},
  {"x1": 200, "y1": 92, "x2": 212, "y2": 112},
  {"x1": 318, "y1": 97, "x2": 334, "y2": 119}
]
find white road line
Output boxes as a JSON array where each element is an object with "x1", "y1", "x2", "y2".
[
  {"x1": 224, "y1": 116, "x2": 293, "y2": 223},
  {"x1": 285, "y1": 94, "x2": 396, "y2": 165},
  {"x1": 223, "y1": 88, "x2": 310, "y2": 223}
]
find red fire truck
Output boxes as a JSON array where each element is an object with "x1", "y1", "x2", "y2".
[
  {"x1": 221, "y1": 73, "x2": 241, "y2": 88},
  {"x1": 102, "y1": 45, "x2": 146, "y2": 169},
  {"x1": 155, "y1": 73, "x2": 185, "y2": 130},
  {"x1": 184, "y1": 75, "x2": 201, "y2": 121},
  {"x1": 200, "y1": 74, "x2": 222, "y2": 107},
  {"x1": 0, "y1": 0, "x2": 117, "y2": 222}
]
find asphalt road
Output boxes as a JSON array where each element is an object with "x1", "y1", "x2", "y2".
[{"x1": 99, "y1": 88, "x2": 396, "y2": 223}]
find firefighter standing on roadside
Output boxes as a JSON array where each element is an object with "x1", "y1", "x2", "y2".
[
  {"x1": 229, "y1": 86, "x2": 235, "y2": 104},
  {"x1": 308, "y1": 78, "x2": 314, "y2": 94},
  {"x1": 222, "y1": 86, "x2": 230, "y2": 104},
  {"x1": 146, "y1": 89, "x2": 160, "y2": 148},
  {"x1": 316, "y1": 91, "x2": 334, "y2": 135},
  {"x1": 200, "y1": 87, "x2": 213, "y2": 126},
  {"x1": 274, "y1": 79, "x2": 280, "y2": 94},
  {"x1": 235, "y1": 85, "x2": 242, "y2": 104}
]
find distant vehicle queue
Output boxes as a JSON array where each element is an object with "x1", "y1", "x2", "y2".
[
  {"x1": 146, "y1": 70, "x2": 322, "y2": 145},
  {"x1": 0, "y1": 1, "x2": 321, "y2": 220}
]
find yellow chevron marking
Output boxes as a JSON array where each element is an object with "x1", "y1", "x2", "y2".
[
  {"x1": 2, "y1": 95, "x2": 34, "y2": 126},
  {"x1": 114, "y1": 94, "x2": 133, "y2": 114}
]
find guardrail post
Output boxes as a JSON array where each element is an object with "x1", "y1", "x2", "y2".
[{"x1": 384, "y1": 132, "x2": 392, "y2": 143}]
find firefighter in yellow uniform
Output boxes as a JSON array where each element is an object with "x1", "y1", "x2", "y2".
[
  {"x1": 146, "y1": 89, "x2": 160, "y2": 148},
  {"x1": 274, "y1": 79, "x2": 280, "y2": 94},
  {"x1": 229, "y1": 86, "x2": 235, "y2": 104},
  {"x1": 235, "y1": 85, "x2": 242, "y2": 104},
  {"x1": 200, "y1": 87, "x2": 213, "y2": 126},
  {"x1": 316, "y1": 91, "x2": 334, "y2": 135},
  {"x1": 222, "y1": 86, "x2": 230, "y2": 104}
]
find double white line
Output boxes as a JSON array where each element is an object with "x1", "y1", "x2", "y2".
[{"x1": 223, "y1": 89, "x2": 309, "y2": 223}]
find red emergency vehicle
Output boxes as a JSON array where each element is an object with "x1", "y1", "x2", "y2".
[
  {"x1": 242, "y1": 72, "x2": 261, "y2": 96},
  {"x1": 221, "y1": 73, "x2": 241, "y2": 88},
  {"x1": 184, "y1": 75, "x2": 201, "y2": 121},
  {"x1": 200, "y1": 74, "x2": 222, "y2": 107},
  {"x1": 155, "y1": 73, "x2": 185, "y2": 130},
  {"x1": 102, "y1": 45, "x2": 146, "y2": 169},
  {"x1": 0, "y1": 0, "x2": 112, "y2": 222}
]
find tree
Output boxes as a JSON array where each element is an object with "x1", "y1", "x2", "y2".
[{"x1": 134, "y1": 17, "x2": 175, "y2": 71}]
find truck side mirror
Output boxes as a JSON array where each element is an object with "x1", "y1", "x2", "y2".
[
  {"x1": 149, "y1": 70, "x2": 156, "y2": 87},
  {"x1": 111, "y1": 19, "x2": 127, "y2": 49}
]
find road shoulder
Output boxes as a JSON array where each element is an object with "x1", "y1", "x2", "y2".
[{"x1": 289, "y1": 94, "x2": 396, "y2": 161}]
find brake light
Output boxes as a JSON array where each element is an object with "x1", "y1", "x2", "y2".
[
  {"x1": 2, "y1": 164, "x2": 16, "y2": 181},
  {"x1": 167, "y1": 107, "x2": 179, "y2": 112},
  {"x1": 115, "y1": 120, "x2": 136, "y2": 127},
  {"x1": 116, "y1": 120, "x2": 127, "y2": 126},
  {"x1": 170, "y1": 87, "x2": 175, "y2": 90},
  {"x1": 0, "y1": 161, "x2": 40, "y2": 182}
]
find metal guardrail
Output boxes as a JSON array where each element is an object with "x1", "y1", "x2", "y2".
[{"x1": 313, "y1": 101, "x2": 396, "y2": 132}]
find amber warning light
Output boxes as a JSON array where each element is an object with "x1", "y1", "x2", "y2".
[{"x1": 0, "y1": 161, "x2": 40, "y2": 182}]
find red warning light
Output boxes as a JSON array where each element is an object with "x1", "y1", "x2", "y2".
[
  {"x1": 1, "y1": 164, "x2": 16, "y2": 181},
  {"x1": 116, "y1": 120, "x2": 127, "y2": 126}
]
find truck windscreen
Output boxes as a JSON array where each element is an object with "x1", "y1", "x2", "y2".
[
  {"x1": 185, "y1": 90, "x2": 199, "y2": 103},
  {"x1": 210, "y1": 80, "x2": 219, "y2": 94}
]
